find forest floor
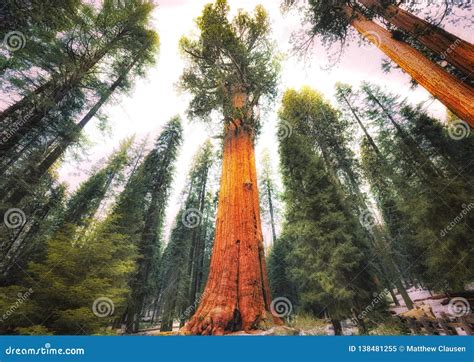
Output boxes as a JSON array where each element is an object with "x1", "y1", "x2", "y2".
[{"x1": 137, "y1": 286, "x2": 472, "y2": 336}]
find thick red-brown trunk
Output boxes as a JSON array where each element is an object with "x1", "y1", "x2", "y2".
[
  {"x1": 357, "y1": 0, "x2": 474, "y2": 78},
  {"x1": 182, "y1": 91, "x2": 277, "y2": 335},
  {"x1": 345, "y1": 7, "x2": 474, "y2": 125}
]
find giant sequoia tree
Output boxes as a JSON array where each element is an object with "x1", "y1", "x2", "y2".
[
  {"x1": 285, "y1": 0, "x2": 474, "y2": 124},
  {"x1": 357, "y1": 0, "x2": 474, "y2": 78},
  {"x1": 179, "y1": 0, "x2": 280, "y2": 335}
]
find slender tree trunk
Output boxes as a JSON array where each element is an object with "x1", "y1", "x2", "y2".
[
  {"x1": 355, "y1": 314, "x2": 367, "y2": 335},
  {"x1": 389, "y1": 288, "x2": 400, "y2": 306},
  {"x1": 1, "y1": 56, "x2": 139, "y2": 209},
  {"x1": 0, "y1": 44, "x2": 117, "y2": 155},
  {"x1": 0, "y1": 79, "x2": 54, "y2": 124},
  {"x1": 125, "y1": 149, "x2": 172, "y2": 334},
  {"x1": 151, "y1": 299, "x2": 159, "y2": 324},
  {"x1": 375, "y1": 271, "x2": 400, "y2": 306},
  {"x1": 344, "y1": 6, "x2": 474, "y2": 125},
  {"x1": 266, "y1": 179, "x2": 277, "y2": 244},
  {"x1": 363, "y1": 87, "x2": 444, "y2": 178},
  {"x1": 311, "y1": 114, "x2": 410, "y2": 304},
  {"x1": 339, "y1": 93, "x2": 383, "y2": 158},
  {"x1": 1, "y1": 100, "x2": 98, "y2": 207},
  {"x1": 340, "y1": 97, "x2": 414, "y2": 191},
  {"x1": 357, "y1": 0, "x2": 474, "y2": 78},
  {"x1": 160, "y1": 293, "x2": 177, "y2": 332},
  {"x1": 395, "y1": 278, "x2": 414, "y2": 309},
  {"x1": 188, "y1": 167, "x2": 208, "y2": 307},
  {"x1": 370, "y1": 227, "x2": 414, "y2": 310},
  {"x1": 1, "y1": 73, "x2": 85, "y2": 154},
  {"x1": 196, "y1": 212, "x2": 209, "y2": 293},
  {"x1": 367, "y1": 225, "x2": 413, "y2": 310},
  {"x1": 0, "y1": 196, "x2": 54, "y2": 280},
  {"x1": 331, "y1": 319, "x2": 343, "y2": 335},
  {"x1": 186, "y1": 223, "x2": 199, "y2": 304},
  {"x1": 0, "y1": 132, "x2": 60, "y2": 177},
  {"x1": 182, "y1": 90, "x2": 277, "y2": 335}
]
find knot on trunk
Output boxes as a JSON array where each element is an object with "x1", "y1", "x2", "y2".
[{"x1": 243, "y1": 180, "x2": 253, "y2": 190}]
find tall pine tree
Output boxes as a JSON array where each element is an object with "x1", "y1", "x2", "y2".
[{"x1": 278, "y1": 89, "x2": 386, "y2": 334}]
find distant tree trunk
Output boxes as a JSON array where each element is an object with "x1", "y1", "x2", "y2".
[
  {"x1": 126, "y1": 151, "x2": 172, "y2": 334},
  {"x1": 1, "y1": 73, "x2": 86, "y2": 155},
  {"x1": 151, "y1": 299, "x2": 159, "y2": 324},
  {"x1": 188, "y1": 167, "x2": 208, "y2": 307},
  {"x1": 357, "y1": 0, "x2": 474, "y2": 78},
  {"x1": 125, "y1": 209, "x2": 156, "y2": 333},
  {"x1": 160, "y1": 289, "x2": 178, "y2": 332},
  {"x1": 363, "y1": 86, "x2": 443, "y2": 178},
  {"x1": 182, "y1": 90, "x2": 277, "y2": 335},
  {"x1": 389, "y1": 288, "x2": 400, "y2": 306},
  {"x1": 309, "y1": 99, "x2": 412, "y2": 313},
  {"x1": 0, "y1": 132, "x2": 59, "y2": 177},
  {"x1": 344, "y1": 6, "x2": 474, "y2": 125},
  {"x1": 375, "y1": 272, "x2": 400, "y2": 306},
  {"x1": 331, "y1": 319, "x2": 343, "y2": 335},
  {"x1": 355, "y1": 315, "x2": 367, "y2": 335},
  {"x1": 1, "y1": 55, "x2": 139, "y2": 208},
  {"x1": 0, "y1": 79, "x2": 54, "y2": 123},
  {"x1": 0, "y1": 43, "x2": 117, "y2": 155},
  {"x1": 395, "y1": 279, "x2": 414, "y2": 309},
  {"x1": 338, "y1": 92, "x2": 383, "y2": 158},
  {"x1": 266, "y1": 179, "x2": 277, "y2": 244},
  {"x1": 370, "y1": 227, "x2": 414, "y2": 310},
  {"x1": 195, "y1": 213, "x2": 210, "y2": 293},
  {"x1": 1, "y1": 204, "x2": 46, "y2": 277}
]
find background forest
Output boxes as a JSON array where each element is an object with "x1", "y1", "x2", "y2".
[{"x1": 0, "y1": 0, "x2": 473, "y2": 336}]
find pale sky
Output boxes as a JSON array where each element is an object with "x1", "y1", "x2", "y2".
[{"x1": 56, "y1": 0, "x2": 473, "y2": 245}]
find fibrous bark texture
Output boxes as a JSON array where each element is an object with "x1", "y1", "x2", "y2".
[
  {"x1": 182, "y1": 92, "x2": 278, "y2": 335},
  {"x1": 346, "y1": 7, "x2": 474, "y2": 125},
  {"x1": 357, "y1": 0, "x2": 474, "y2": 78}
]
